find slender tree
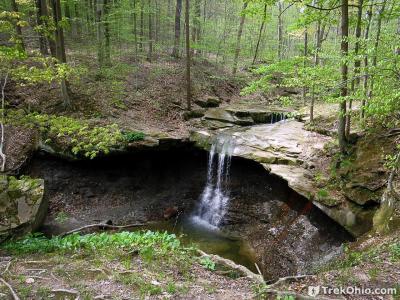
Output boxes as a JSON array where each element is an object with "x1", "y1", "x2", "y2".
[
  {"x1": 232, "y1": 2, "x2": 248, "y2": 75},
  {"x1": 11, "y1": 0, "x2": 25, "y2": 51},
  {"x1": 345, "y1": 0, "x2": 363, "y2": 138},
  {"x1": 148, "y1": 0, "x2": 154, "y2": 62},
  {"x1": 252, "y1": 3, "x2": 267, "y2": 65},
  {"x1": 185, "y1": 0, "x2": 191, "y2": 110},
  {"x1": 172, "y1": 0, "x2": 183, "y2": 57},
  {"x1": 367, "y1": 0, "x2": 387, "y2": 100},
  {"x1": 277, "y1": 1, "x2": 283, "y2": 60},
  {"x1": 338, "y1": 0, "x2": 349, "y2": 153},
  {"x1": 36, "y1": 0, "x2": 49, "y2": 55},
  {"x1": 50, "y1": 0, "x2": 71, "y2": 108},
  {"x1": 361, "y1": 2, "x2": 373, "y2": 118}
]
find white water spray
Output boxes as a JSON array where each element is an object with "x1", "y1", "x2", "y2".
[{"x1": 192, "y1": 135, "x2": 235, "y2": 228}]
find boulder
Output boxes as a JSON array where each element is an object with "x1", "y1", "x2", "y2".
[
  {"x1": 0, "y1": 175, "x2": 46, "y2": 242},
  {"x1": 195, "y1": 96, "x2": 222, "y2": 108},
  {"x1": 183, "y1": 109, "x2": 206, "y2": 121}
]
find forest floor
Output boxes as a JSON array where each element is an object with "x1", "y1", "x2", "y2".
[
  {"x1": 7, "y1": 53, "x2": 248, "y2": 138},
  {"x1": 0, "y1": 232, "x2": 257, "y2": 300}
]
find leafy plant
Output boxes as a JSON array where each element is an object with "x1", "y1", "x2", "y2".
[
  {"x1": 199, "y1": 256, "x2": 216, "y2": 271},
  {"x1": 6, "y1": 111, "x2": 125, "y2": 159},
  {"x1": 123, "y1": 131, "x2": 145, "y2": 142}
]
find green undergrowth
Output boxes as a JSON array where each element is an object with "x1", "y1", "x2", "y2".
[
  {"x1": 6, "y1": 110, "x2": 145, "y2": 158},
  {"x1": 1, "y1": 231, "x2": 208, "y2": 298},
  {"x1": 317, "y1": 237, "x2": 400, "y2": 273},
  {"x1": 2, "y1": 231, "x2": 190, "y2": 257}
]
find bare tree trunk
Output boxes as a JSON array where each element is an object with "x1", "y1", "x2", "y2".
[
  {"x1": 252, "y1": 3, "x2": 267, "y2": 65},
  {"x1": 11, "y1": 0, "x2": 25, "y2": 52},
  {"x1": 314, "y1": 21, "x2": 321, "y2": 65},
  {"x1": 148, "y1": 0, "x2": 154, "y2": 62},
  {"x1": 185, "y1": 0, "x2": 191, "y2": 110},
  {"x1": 277, "y1": 1, "x2": 283, "y2": 61},
  {"x1": 232, "y1": 2, "x2": 248, "y2": 75},
  {"x1": 367, "y1": 0, "x2": 387, "y2": 99},
  {"x1": 140, "y1": 3, "x2": 144, "y2": 52},
  {"x1": 192, "y1": 0, "x2": 201, "y2": 55},
  {"x1": 36, "y1": 0, "x2": 49, "y2": 55},
  {"x1": 133, "y1": 0, "x2": 138, "y2": 55},
  {"x1": 361, "y1": 2, "x2": 373, "y2": 118},
  {"x1": 96, "y1": 0, "x2": 105, "y2": 66},
  {"x1": 172, "y1": 0, "x2": 183, "y2": 57},
  {"x1": 51, "y1": 0, "x2": 71, "y2": 108},
  {"x1": 346, "y1": 0, "x2": 363, "y2": 138},
  {"x1": 104, "y1": 0, "x2": 111, "y2": 65},
  {"x1": 302, "y1": 28, "x2": 308, "y2": 105},
  {"x1": 338, "y1": 0, "x2": 349, "y2": 153}
]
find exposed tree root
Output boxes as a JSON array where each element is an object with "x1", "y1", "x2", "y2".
[
  {"x1": 59, "y1": 223, "x2": 145, "y2": 237},
  {"x1": 0, "y1": 277, "x2": 20, "y2": 300},
  {"x1": 197, "y1": 249, "x2": 264, "y2": 283},
  {"x1": 266, "y1": 274, "x2": 316, "y2": 288}
]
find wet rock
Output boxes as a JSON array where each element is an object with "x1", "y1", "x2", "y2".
[
  {"x1": 163, "y1": 207, "x2": 178, "y2": 220},
  {"x1": 0, "y1": 175, "x2": 46, "y2": 242}
]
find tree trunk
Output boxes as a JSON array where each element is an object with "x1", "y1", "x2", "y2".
[
  {"x1": 104, "y1": 0, "x2": 111, "y2": 65},
  {"x1": 367, "y1": 0, "x2": 387, "y2": 99},
  {"x1": 192, "y1": 0, "x2": 201, "y2": 55},
  {"x1": 140, "y1": 3, "x2": 144, "y2": 52},
  {"x1": 172, "y1": 0, "x2": 183, "y2": 57},
  {"x1": 338, "y1": 0, "x2": 349, "y2": 154},
  {"x1": 96, "y1": 0, "x2": 105, "y2": 66},
  {"x1": 133, "y1": 0, "x2": 138, "y2": 55},
  {"x1": 310, "y1": 84, "x2": 315, "y2": 122},
  {"x1": 185, "y1": 0, "x2": 191, "y2": 110},
  {"x1": 252, "y1": 3, "x2": 267, "y2": 65},
  {"x1": 314, "y1": 21, "x2": 321, "y2": 65},
  {"x1": 302, "y1": 28, "x2": 308, "y2": 105},
  {"x1": 346, "y1": 0, "x2": 363, "y2": 138},
  {"x1": 11, "y1": 0, "x2": 25, "y2": 52},
  {"x1": 36, "y1": 0, "x2": 49, "y2": 55},
  {"x1": 361, "y1": 2, "x2": 373, "y2": 118},
  {"x1": 277, "y1": 1, "x2": 283, "y2": 61},
  {"x1": 74, "y1": 2, "x2": 82, "y2": 37},
  {"x1": 50, "y1": 0, "x2": 71, "y2": 108},
  {"x1": 232, "y1": 2, "x2": 248, "y2": 75},
  {"x1": 148, "y1": 0, "x2": 154, "y2": 62}
]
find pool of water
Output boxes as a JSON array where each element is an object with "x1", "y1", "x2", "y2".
[{"x1": 142, "y1": 217, "x2": 258, "y2": 273}]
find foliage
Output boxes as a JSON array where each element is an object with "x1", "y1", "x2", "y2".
[
  {"x1": 199, "y1": 256, "x2": 216, "y2": 271},
  {"x1": 390, "y1": 243, "x2": 400, "y2": 261},
  {"x1": 2, "y1": 231, "x2": 184, "y2": 257},
  {"x1": 123, "y1": 131, "x2": 146, "y2": 142},
  {"x1": 6, "y1": 111, "x2": 141, "y2": 158}
]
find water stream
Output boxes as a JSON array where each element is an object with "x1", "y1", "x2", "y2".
[{"x1": 192, "y1": 135, "x2": 235, "y2": 228}]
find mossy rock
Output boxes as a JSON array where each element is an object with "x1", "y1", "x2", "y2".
[{"x1": 0, "y1": 175, "x2": 47, "y2": 243}]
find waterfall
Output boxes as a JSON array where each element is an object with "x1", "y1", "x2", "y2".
[{"x1": 192, "y1": 135, "x2": 234, "y2": 228}]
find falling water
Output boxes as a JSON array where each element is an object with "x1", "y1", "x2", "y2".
[{"x1": 192, "y1": 135, "x2": 235, "y2": 228}]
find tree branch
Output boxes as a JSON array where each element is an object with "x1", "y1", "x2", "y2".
[{"x1": 59, "y1": 223, "x2": 145, "y2": 237}]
